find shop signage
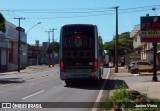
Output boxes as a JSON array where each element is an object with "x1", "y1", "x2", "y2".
[{"x1": 141, "y1": 16, "x2": 160, "y2": 42}]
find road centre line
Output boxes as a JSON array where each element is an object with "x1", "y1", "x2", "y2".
[
  {"x1": 92, "y1": 68, "x2": 110, "y2": 111},
  {"x1": 22, "y1": 90, "x2": 44, "y2": 100}
]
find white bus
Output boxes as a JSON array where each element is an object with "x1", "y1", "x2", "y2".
[{"x1": 59, "y1": 24, "x2": 103, "y2": 86}]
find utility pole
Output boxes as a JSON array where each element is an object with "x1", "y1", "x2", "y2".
[
  {"x1": 153, "y1": 42, "x2": 158, "y2": 81},
  {"x1": 45, "y1": 30, "x2": 51, "y2": 47},
  {"x1": 45, "y1": 30, "x2": 52, "y2": 67},
  {"x1": 113, "y1": 6, "x2": 119, "y2": 73},
  {"x1": 50, "y1": 28, "x2": 57, "y2": 42},
  {"x1": 125, "y1": 34, "x2": 128, "y2": 69},
  {"x1": 50, "y1": 28, "x2": 57, "y2": 67},
  {"x1": 14, "y1": 17, "x2": 25, "y2": 72},
  {"x1": 152, "y1": 7, "x2": 158, "y2": 81}
]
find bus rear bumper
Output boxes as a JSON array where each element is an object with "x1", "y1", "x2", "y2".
[{"x1": 60, "y1": 72, "x2": 99, "y2": 80}]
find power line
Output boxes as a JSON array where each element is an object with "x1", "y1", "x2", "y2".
[
  {"x1": 120, "y1": 5, "x2": 160, "y2": 11},
  {"x1": 2, "y1": 5, "x2": 160, "y2": 20},
  {"x1": 1, "y1": 5, "x2": 160, "y2": 12},
  {"x1": 21, "y1": 8, "x2": 160, "y2": 19},
  {"x1": 0, "y1": 7, "x2": 114, "y2": 12}
]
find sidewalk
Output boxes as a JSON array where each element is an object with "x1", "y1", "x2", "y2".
[
  {"x1": 110, "y1": 67, "x2": 160, "y2": 99},
  {"x1": 0, "y1": 65, "x2": 57, "y2": 76}
]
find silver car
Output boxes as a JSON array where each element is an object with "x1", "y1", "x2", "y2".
[{"x1": 129, "y1": 61, "x2": 153, "y2": 74}]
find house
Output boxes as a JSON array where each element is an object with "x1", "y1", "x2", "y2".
[
  {"x1": 130, "y1": 24, "x2": 160, "y2": 66},
  {"x1": 0, "y1": 20, "x2": 28, "y2": 72},
  {"x1": 130, "y1": 24, "x2": 153, "y2": 62}
]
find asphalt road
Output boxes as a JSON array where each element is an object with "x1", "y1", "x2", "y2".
[{"x1": 0, "y1": 67, "x2": 110, "y2": 111}]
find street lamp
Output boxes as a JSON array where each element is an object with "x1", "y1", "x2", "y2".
[
  {"x1": 152, "y1": 7, "x2": 157, "y2": 15},
  {"x1": 26, "y1": 22, "x2": 41, "y2": 34},
  {"x1": 26, "y1": 22, "x2": 41, "y2": 66}
]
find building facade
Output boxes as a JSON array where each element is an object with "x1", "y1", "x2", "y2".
[
  {"x1": 130, "y1": 24, "x2": 160, "y2": 65},
  {"x1": 0, "y1": 20, "x2": 28, "y2": 72}
]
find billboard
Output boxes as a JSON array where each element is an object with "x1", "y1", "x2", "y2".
[{"x1": 140, "y1": 16, "x2": 160, "y2": 42}]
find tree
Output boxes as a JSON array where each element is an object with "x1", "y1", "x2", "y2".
[
  {"x1": 0, "y1": 13, "x2": 6, "y2": 32},
  {"x1": 46, "y1": 41, "x2": 60, "y2": 54},
  {"x1": 46, "y1": 41, "x2": 60, "y2": 67},
  {"x1": 99, "y1": 36, "x2": 104, "y2": 56},
  {"x1": 103, "y1": 32, "x2": 133, "y2": 62}
]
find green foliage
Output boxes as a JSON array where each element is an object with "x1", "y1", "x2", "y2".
[
  {"x1": 149, "y1": 98, "x2": 160, "y2": 102},
  {"x1": 99, "y1": 36, "x2": 104, "y2": 56},
  {"x1": 111, "y1": 87, "x2": 129, "y2": 102},
  {"x1": 0, "y1": 13, "x2": 6, "y2": 32},
  {"x1": 103, "y1": 32, "x2": 133, "y2": 61},
  {"x1": 103, "y1": 87, "x2": 130, "y2": 109},
  {"x1": 103, "y1": 87, "x2": 160, "y2": 111},
  {"x1": 46, "y1": 42, "x2": 60, "y2": 54}
]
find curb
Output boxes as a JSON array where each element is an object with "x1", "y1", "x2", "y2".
[{"x1": 0, "y1": 78, "x2": 25, "y2": 83}]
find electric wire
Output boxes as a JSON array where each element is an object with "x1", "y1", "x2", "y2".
[
  {"x1": 2, "y1": 6, "x2": 160, "y2": 20},
  {"x1": 1, "y1": 4, "x2": 160, "y2": 43}
]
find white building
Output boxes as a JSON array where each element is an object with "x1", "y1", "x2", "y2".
[
  {"x1": 130, "y1": 24, "x2": 160, "y2": 65},
  {"x1": 0, "y1": 20, "x2": 28, "y2": 72}
]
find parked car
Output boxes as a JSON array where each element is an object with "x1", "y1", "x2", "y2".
[{"x1": 129, "y1": 61, "x2": 153, "y2": 74}]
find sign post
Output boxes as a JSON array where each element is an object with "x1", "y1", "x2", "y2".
[{"x1": 141, "y1": 16, "x2": 160, "y2": 81}]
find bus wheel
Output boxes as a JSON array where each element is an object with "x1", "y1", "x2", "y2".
[{"x1": 65, "y1": 80, "x2": 72, "y2": 86}]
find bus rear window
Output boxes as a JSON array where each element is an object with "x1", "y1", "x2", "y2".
[
  {"x1": 61, "y1": 25, "x2": 96, "y2": 58},
  {"x1": 62, "y1": 25, "x2": 95, "y2": 50}
]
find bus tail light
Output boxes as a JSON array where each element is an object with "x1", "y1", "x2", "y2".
[
  {"x1": 91, "y1": 73, "x2": 95, "y2": 77},
  {"x1": 60, "y1": 59, "x2": 64, "y2": 70},
  {"x1": 94, "y1": 59, "x2": 98, "y2": 68},
  {"x1": 93, "y1": 59, "x2": 98, "y2": 71}
]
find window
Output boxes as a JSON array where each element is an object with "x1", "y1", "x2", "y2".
[{"x1": 61, "y1": 25, "x2": 95, "y2": 58}]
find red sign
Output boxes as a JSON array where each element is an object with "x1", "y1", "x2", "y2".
[
  {"x1": 141, "y1": 37, "x2": 160, "y2": 42},
  {"x1": 141, "y1": 16, "x2": 160, "y2": 42}
]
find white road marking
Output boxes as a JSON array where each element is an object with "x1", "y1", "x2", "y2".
[
  {"x1": 22, "y1": 90, "x2": 44, "y2": 100},
  {"x1": 92, "y1": 68, "x2": 110, "y2": 111}
]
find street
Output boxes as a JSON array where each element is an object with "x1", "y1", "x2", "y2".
[{"x1": 0, "y1": 66, "x2": 110, "y2": 111}]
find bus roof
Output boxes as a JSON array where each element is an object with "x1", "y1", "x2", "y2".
[{"x1": 61, "y1": 24, "x2": 96, "y2": 27}]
